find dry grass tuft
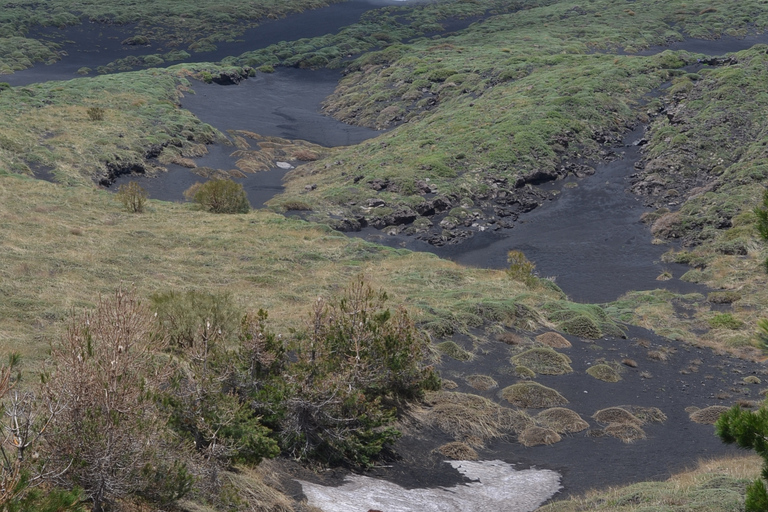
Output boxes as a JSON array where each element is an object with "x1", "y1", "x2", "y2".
[
  {"x1": 647, "y1": 349, "x2": 669, "y2": 362},
  {"x1": 465, "y1": 374, "x2": 498, "y2": 391},
  {"x1": 436, "y1": 441, "x2": 479, "y2": 460},
  {"x1": 413, "y1": 391, "x2": 534, "y2": 443},
  {"x1": 535, "y1": 332, "x2": 571, "y2": 348},
  {"x1": 500, "y1": 382, "x2": 568, "y2": 409},
  {"x1": 441, "y1": 379, "x2": 458, "y2": 390},
  {"x1": 604, "y1": 422, "x2": 647, "y2": 443},
  {"x1": 435, "y1": 341, "x2": 473, "y2": 361},
  {"x1": 592, "y1": 407, "x2": 642, "y2": 426},
  {"x1": 689, "y1": 405, "x2": 730, "y2": 425},
  {"x1": 519, "y1": 426, "x2": 562, "y2": 447},
  {"x1": 510, "y1": 347, "x2": 573, "y2": 375},
  {"x1": 622, "y1": 358, "x2": 637, "y2": 368},
  {"x1": 624, "y1": 406, "x2": 667, "y2": 424},
  {"x1": 514, "y1": 366, "x2": 536, "y2": 379},
  {"x1": 497, "y1": 332, "x2": 530, "y2": 345},
  {"x1": 586, "y1": 364, "x2": 621, "y2": 382},
  {"x1": 536, "y1": 407, "x2": 589, "y2": 433}
]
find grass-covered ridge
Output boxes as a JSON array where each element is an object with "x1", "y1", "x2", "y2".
[
  {"x1": 0, "y1": 174, "x2": 570, "y2": 363},
  {"x1": 272, "y1": 0, "x2": 768, "y2": 232}
]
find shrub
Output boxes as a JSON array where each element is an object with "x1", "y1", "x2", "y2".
[
  {"x1": 507, "y1": 250, "x2": 537, "y2": 287},
  {"x1": 184, "y1": 178, "x2": 251, "y2": 214},
  {"x1": 86, "y1": 106, "x2": 105, "y2": 121},
  {"x1": 717, "y1": 405, "x2": 768, "y2": 511},
  {"x1": 116, "y1": 181, "x2": 147, "y2": 213}
]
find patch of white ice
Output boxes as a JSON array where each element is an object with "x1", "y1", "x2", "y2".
[
  {"x1": 297, "y1": 460, "x2": 561, "y2": 512},
  {"x1": 276, "y1": 161, "x2": 294, "y2": 169}
]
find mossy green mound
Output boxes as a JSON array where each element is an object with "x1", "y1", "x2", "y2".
[
  {"x1": 510, "y1": 347, "x2": 573, "y2": 376},
  {"x1": 586, "y1": 364, "x2": 621, "y2": 383},
  {"x1": 536, "y1": 408, "x2": 589, "y2": 434},
  {"x1": 500, "y1": 382, "x2": 568, "y2": 409},
  {"x1": 543, "y1": 302, "x2": 625, "y2": 340}
]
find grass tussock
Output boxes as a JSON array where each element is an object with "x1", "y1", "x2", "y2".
[
  {"x1": 603, "y1": 423, "x2": 647, "y2": 443},
  {"x1": 435, "y1": 341, "x2": 472, "y2": 362},
  {"x1": 593, "y1": 407, "x2": 643, "y2": 426},
  {"x1": 519, "y1": 426, "x2": 562, "y2": 447},
  {"x1": 464, "y1": 374, "x2": 498, "y2": 391},
  {"x1": 413, "y1": 391, "x2": 534, "y2": 444},
  {"x1": 535, "y1": 332, "x2": 572, "y2": 348},
  {"x1": 500, "y1": 382, "x2": 568, "y2": 409},
  {"x1": 690, "y1": 405, "x2": 730, "y2": 425},
  {"x1": 536, "y1": 408, "x2": 589, "y2": 434},
  {"x1": 510, "y1": 347, "x2": 573, "y2": 376},
  {"x1": 540, "y1": 455, "x2": 761, "y2": 512},
  {"x1": 436, "y1": 441, "x2": 478, "y2": 460},
  {"x1": 586, "y1": 364, "x2": 621, "y2": 382}
]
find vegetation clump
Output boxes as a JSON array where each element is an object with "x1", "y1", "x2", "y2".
[
  {"x1": 536, "y1": 408, "x2": 589, "y2": 434},
  {"x1": 519, "y1": 426, "x2": 562, "y2": 447},
  {"x1": 587, "y1": 364, "x2": 622, "y2": 383},
  {"x1": 510, "y1": 347, "x2": 573, "y2": 375},
  {"x1": 116, "y1": 180, "x2": 147, "y2": 213},
  {"x1": 500, "y1": 382, "x2": 568, "y2": 409},
  {"x1": 435, "y1": 341, "x2": 472, "y2": 361},
  {"x1": 436, "y1": 441, "x2": 478, "y2": 460},
  {"x1": 604, "y1": 423, "x2": 647, "y2": 443},
  {"x1": 184, "y1": 178, "x2": 250, "y2": 214},
  {"x1": 465, "y1": 374, "x2": 498, "y2": 391},
  {"x1": 535, "y1": 332, "x2": 571, "y2": 348},
  {"x1": 691, "y1": 406, "x2": 731, "y2": 425},
  {"x1": 593, "y1": 407, "x2": 643, "y2": 426}
]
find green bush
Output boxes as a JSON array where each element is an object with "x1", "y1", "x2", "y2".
[
  {"x1": 116, "y1": 181, "x2": 147, "y2": 213},
  {"x1": 708, "y1": 313, "x2": 743, "y2": 330},
  {"x1": 507, "y1": 250, "x2": 537, "y2": 287},
  {"x1": 185, "y1": 178, "x2": 250, "y2": 214}
]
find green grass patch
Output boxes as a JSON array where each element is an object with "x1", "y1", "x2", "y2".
[{"x1": 510, "y1": 347, "x2": 573, "y2": 376}]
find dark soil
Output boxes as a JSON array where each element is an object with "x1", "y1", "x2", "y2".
[{"x1": 358, "y1": 323, "x2": 762, "y2": 500}]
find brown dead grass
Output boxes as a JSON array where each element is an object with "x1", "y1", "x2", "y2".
[
  {"x1": 465, "y1": 374, "x2": 498, "y2": 391},
  {"x1": 535, "y1": 332, "x2": 572, "y2": 348},
  {"x1": 413, "y1": 391, "x2": 534, "y2": 444},
  {"x1": 689, "y1": 405, "x2": 730, "y2": 425},
  {"x1": 500, "y1": 382, "x2": 568, "y2": 409},
  {"x1": 536, "y1": 407, "x2": 589, "y2": 433},
  {"x1": 593, "y1": 407, "x2": 642, "y2": 426},
  {"x1": 436, "y1": 441, "x2": 479, "y2": 460},
  {"x1": 519, "y1": 426, "x2": 562, "y2": 447},
  {"x1": 604, "y1": 422, "x2": 647, "y2": 443}
]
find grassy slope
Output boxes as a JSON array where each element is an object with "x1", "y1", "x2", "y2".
[
  {"x1": 606, "y1": 46, "x2": 768, "y2": 354},
  {"x1": 0, "y1": 0, "x2": 344, "y2": 74},
  {"x1": 0, "y1": 173, "x2": 565, "y2": 364},
  {"x1": 541, "y1": 456, "x2": 760, "y2": 512},
  {"x1": 271, "y1": 0, "x2": 768, "y2": 226}
]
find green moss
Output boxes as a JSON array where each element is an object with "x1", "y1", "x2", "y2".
[{"x1": 434, "y1": 341, "x2": 472, "y2": 362}]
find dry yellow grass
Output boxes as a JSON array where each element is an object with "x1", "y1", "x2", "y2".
[
  {"x1": 535, "y1": 332, "x2": 572, "y2": 348},
  {"x1": 0, "y1": 175, "x2": 567, "y2": 365},
  {"x1": 689, "y1": 405, "x2": 730, "y2": 425},
  {"x1": 539, "y1": 455, "x2": 761, "y2": 512}
]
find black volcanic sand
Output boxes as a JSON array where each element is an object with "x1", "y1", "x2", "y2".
[
  {"x1": 112, "y1": 69, "x2": 380, "y2": 206},
  {"x1": 2, "y1": 0, "x2": 403, "y2": 86},
  {"x1": 298, "y1": 323, "x2": 764, "y2": 502},
  {"x1": 354, "y1": 126, "x2": 703, "y2": 304}
]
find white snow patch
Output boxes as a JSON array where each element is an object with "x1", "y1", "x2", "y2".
[
  {"x1": 297, "y1": 460, "x2": 561, "y2": 512},
  {"x1": 276, "y1": 161, "x2": 294, "y2": 169}
]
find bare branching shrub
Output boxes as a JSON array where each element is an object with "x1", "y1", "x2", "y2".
[
  {"x1": 116, "y1": 181, "x2": 147, "y2": 213},
  {"x1": 45, "y1": 288, "x2": 172, "y2": 512}
]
